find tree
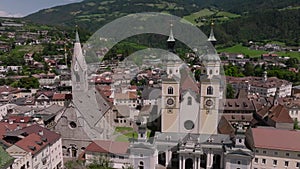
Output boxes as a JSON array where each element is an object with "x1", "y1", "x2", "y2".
[
  {"x1": 294, "y1": 118, "x2": 299, "y2": 130},
  {"x1": 226, "y1": 84, "x2": 235, "y2": 99},
  {"x1": 243, "y1": 62, "x2": 255, "y2": 76},
  {"x1": 64, "y1": 160, "x2": 85, "y2": 169},
  {"x1": 87, "y1": 156, "x2": 113, "y2": 169},
  {"x1": 224, "y1": 64, "x2": 244, "y2": 77},
  {"x1": 122, "y1": 164, "x2": 134, "y2": 169}
]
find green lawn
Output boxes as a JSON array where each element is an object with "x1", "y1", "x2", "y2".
[
  {"x1": 217, "y1": 44, "x2": 300, "y2": 59},
  {"x1": 183, "y1": 8, "x2": 240, "y2": 26},
  {"x1": 115, "y1": 132, "x2": 138, "y2": 142},
  {"x1": 183, "y1": 8, "x2": 215, "y2": 26},
  {"x1": 114, "y1": 127, "x2": 133, "y2": 133},
  {"x1": 217, "y1": 44, "x2": 265, "y2": 57}
]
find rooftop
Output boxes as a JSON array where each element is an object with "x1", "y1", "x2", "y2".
[
  {"x1": 251, "y1": 127, "x2": 300, "y2": 152},
  {"x1": 85, "y1": 140, "x2": 129, "y2": 155}
]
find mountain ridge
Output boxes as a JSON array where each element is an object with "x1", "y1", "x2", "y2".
[{"x1": 24, "y1": 0, "x2": 300, "y2": 45}]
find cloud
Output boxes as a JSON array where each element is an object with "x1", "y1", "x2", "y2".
[{"x1": 0, "y1": 10, "x2": 23, "y2": 18}]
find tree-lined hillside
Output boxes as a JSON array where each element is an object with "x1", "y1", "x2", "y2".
[{"x1": 24, "y1": 0, "x2": 300, "y2": 45}]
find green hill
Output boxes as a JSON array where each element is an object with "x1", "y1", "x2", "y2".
[{"x1": 24, "y1": 0, "x2": 300, "y2": 45}]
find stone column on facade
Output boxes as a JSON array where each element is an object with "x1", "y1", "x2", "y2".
[
  {"x1": 220, "y1": 154, "x2": 224, "y2": 169},
  {"x1": 165, "y1": 150, "x2": 169, "y2": 166},
  {"x1": 206, "y1": 153, "x2": 214, "y2": 169},
  {"x1": 168, "y1": 151, "x2": 172, "y2": 167},
  {"x1": 179, "y1": 156, "x2": 182, "y2": 169},
  {"x1": 198, "y1": 157, "x2": 201, "y2": 169},
  {"x1": 183, "y1": 156, "x2": 186, "y2": 169},
  {"x1": 194, "y1": 157, "x2": 197, "y2": 169},
  {"x1": 69, "y1": 146, "x2": 72, "y2": 158}
]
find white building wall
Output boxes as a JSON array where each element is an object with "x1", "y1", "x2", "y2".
[
  {"x1": 252, "y1": 148, "x2": 300, "y2": 169},
  {"x1": 32, "y1": 145, "x2": 51, "y2": 169},
  {"x1": 49, "y1": 138, "x2": 64, "y2": 169},
  {"x1": 179, "y1": 91, "x2": 200, "y2": 133}
]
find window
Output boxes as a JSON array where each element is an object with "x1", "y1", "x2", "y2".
[
  {"x1": 297, "y1": 162, "x2": 300, "y2": 167},
  {"x1": 263, "y1": 150, "x2": 266, "y2": 154},
  {"x1": 237, "y1": 161, "x2": 241, "y2": 165},
  {"x1": 187, "y1": 97, "x2": 192, "y2": 105},
  {"x1": 139, "y1": 161, "x2": 144, "y2": 169},
  {"x1": 286, "y1": 153, "x2": 289, "y2": 156},
  {"x1": 285, "y1": 161, "x2": 289, "y2": 167},
  {"x1": 273, "y1": 160, "x2": 277, "y2": 166},
  {"x1": 207, "y1": 86, "x2": 213, "y2": 95},
  {"x1": 254, "y1": 158, "x2": 258, "y2": 163},
  {"x1": 262, "y1": 159, "x2": 266, "y2": 164},
  {"x1": 274, "y1": 152, "x2": 278, "y2": 155},
  {"x1": 167, "y1": 87, "x2": 173, "y2": 95}
]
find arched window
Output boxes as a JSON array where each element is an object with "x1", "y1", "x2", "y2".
[
  {"x1": 168, "y1": 87, "x2": 173, "y2": 94},
  {"x1": 139, "y1": 161, "x2": 144, "y2": 169},
  {"x1": 207, "y1": 86, "x2": 213, "y2": 95},
  {"x1": 187, "y1": 97, "x2": 192, "y2": 105}
]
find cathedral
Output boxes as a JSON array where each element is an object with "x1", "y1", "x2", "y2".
[
  {"x1": 53, "y1": 31, "x2": 114, "y2": 159},
  {"x1": 54, "y1": 25, "x2": 253, "y2": 168},
  {"x1": 130, "y1": 24, "x2": 253, "y2": 169}
]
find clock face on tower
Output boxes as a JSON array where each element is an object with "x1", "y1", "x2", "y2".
[
  {"x1": 205, "y1": 98, "x2": 214, "y2": 109},
  {"x1": 166, "y1": 97, "x2": 175, "y2": 107}
]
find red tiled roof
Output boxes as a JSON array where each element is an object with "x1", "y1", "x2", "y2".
[
  {"x1": 0, "y1": 122, "x2": 28, "y2": 141},
  {"x1": 6, "y1": 116, "x2": 31, "y2": 123},
  {"x1": 52, "y1": 93, "x2": 72, "y2": 100},
  {"x1": 36, "y1": 91, "x2": 54, "y2": 98},
  {"x1": 269, "y1": 104, "x2": 293, "y2": 123},
  {"x1": 0, "y1": 86, "x2": 19, "y2": 94},
  {"x1": 86, "y1": 140, "x2": 129, "y2": 155},
  {"x1": 15, "y1": 133, "x2": 48, "y2": 155},
  {"x1": 20, "y1": 124, "x2": 60, "y2": 145},
  {"x1": 252, "y1": 127, "x2": 300, "y2": 152}
]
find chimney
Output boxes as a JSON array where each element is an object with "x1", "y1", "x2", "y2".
[{"x1": 38, "y1": 130, "x2": 44, "y2": 136}]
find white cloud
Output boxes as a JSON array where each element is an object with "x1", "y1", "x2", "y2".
[{"x1": 0, "y1": 10, "x2": 23, "y2": 18}]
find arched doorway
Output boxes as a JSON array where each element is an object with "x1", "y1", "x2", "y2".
[
  {"x1": 213, "y1": 154, "x2": 221, "y2": 169},
  {"x1": 200, "y1": 154, "x2": 207, "y2": 168},
  {"x1": 171, "y1": 151, "x2": 179, "y2": 168},
  {"x1": 158, "y1": 151, "x2": 166, "y2": 166},
  {"x1": 185, "y1": 158, "x2": 193, "y2": 169}
]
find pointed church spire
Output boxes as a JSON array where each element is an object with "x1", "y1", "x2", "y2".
[
  {"x1": 167, "y1": 23, "x2": 175, "y2": 53},
  {"x1": 167, "y1": 23, "x2": 175, "y2": 42},
  {"x1": 75, "y1": 25, "x2": 80, "y2": 43},
  {"x1": 208, "y1": 21, "x2": 217, "y2": 46},
  {"x1": 72, "y1": 27, "x2": 88, "y2": 92}
]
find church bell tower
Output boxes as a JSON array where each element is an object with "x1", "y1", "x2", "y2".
[
  {"x1": 71, "y1": 29, "x2": 88, "y2": 92},
  {"x1": 199, "y1": 53, "x2": 221, "y2": 135}
]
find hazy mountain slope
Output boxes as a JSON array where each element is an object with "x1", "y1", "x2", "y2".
[{"x1": 24, "y1": 0, "x2": 300, "y2": 45}]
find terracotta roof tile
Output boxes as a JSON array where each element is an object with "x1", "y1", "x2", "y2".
[
  {"x1": 15, "y1": 133, "x2": 48, "y2": 155},
  {"x1": 251, "y1": 127, "x2": 300, "y2": 152},
  {"x1": 86, "y1": 140, "x2": 129, "y2": 155},
  {"x1": 20, "y1": 124, "x2": 60, "y2": 145}
]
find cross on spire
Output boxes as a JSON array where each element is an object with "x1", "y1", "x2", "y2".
[{"x1": 208, "y1": 20, "x2": 217, "y2": 46}]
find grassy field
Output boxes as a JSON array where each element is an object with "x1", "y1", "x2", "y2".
[
  {"x1": 114, "y1": 126, "x2": 133, "y2": 133},
  {"x1": 183, "y1": 8, "x2": 240, "y2": 26},
  {"x1": 183, "y1": 8, "x2": 215, "y2": 26},
  {"x1": 114, "y1": 126, "x2": 151, "y2": 142},
  {"x1": 217, "y1": 44, "x2": 300, "y2": 59}
]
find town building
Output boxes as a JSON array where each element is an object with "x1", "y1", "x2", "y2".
[
  {"x1": 246, "y1": 127, "x2": 300, "y2": 169},
  {"x1": 227, "y1": 72, "x2": 292, "y2": 98}
]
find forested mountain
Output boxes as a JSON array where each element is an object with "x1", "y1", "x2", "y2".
[{"x1": 24, "y1": 0, "x2": 300, "y2": 45}]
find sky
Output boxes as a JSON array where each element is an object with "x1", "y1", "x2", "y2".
[{"x1": 0, "y1": 0, "x2": 83, "y2": 17}]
